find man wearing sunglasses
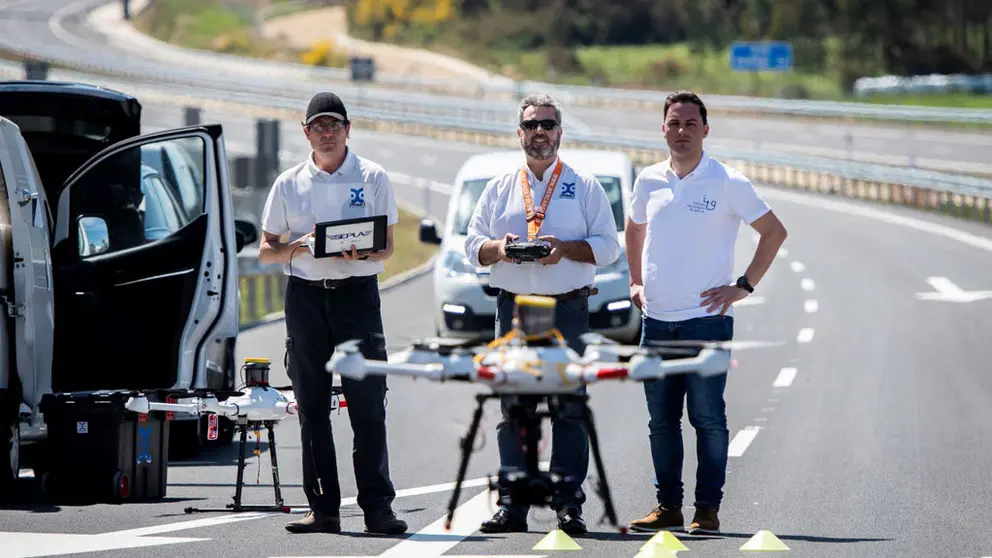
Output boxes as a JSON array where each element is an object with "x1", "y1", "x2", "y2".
[
  {"x1": 259, "y1": 92, "x2": 406, "y2": 536},
  {"x1": 464, "y1": 93, "x2": 621, "y2": 535}
]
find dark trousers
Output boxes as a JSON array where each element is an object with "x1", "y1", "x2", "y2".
[
  {"x1": 640, "y1": 314, "x2": 734, "y2": 512},
  {"x1": 284, "y1": 275, "x2": 396, "y2": 518},
  {"x1": 493, "y1": 290, "x2": 591, "y2": 518}
]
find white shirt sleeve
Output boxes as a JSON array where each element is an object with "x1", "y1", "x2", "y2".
[
  {"x1": 260, "y1": 178, "x2": 289, "y2": 236},
  {"x1": 375, "y1": 169, "x2": 400, "y2": 226},
  {"x1": 726, "y1": 175, "x2": 771, "y2": 224},
  {"x1": 464, "y1": 177, "x2": 497, "y2": 267},
  {"x1": 582, "y1": 176, "x2": 621, "y2": 266},
  {"x1": 629, "y1": 168, "x2": 650, "y2": 225}
]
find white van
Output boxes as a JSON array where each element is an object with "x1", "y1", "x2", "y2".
[{"x1": 419, "y1": 148, "x2": 641, "y2": 343}]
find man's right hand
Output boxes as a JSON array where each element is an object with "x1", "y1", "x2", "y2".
[{"x1": 630, "y1": 284, "x2": 646, "y2": 311}]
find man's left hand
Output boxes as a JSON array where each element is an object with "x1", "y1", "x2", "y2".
[
  {"x1": 537, "y1": 235, "x2": 564, "y2": 265},
  {"x1": 700, "y1": 285, "x2": 749, "y2": 315}
]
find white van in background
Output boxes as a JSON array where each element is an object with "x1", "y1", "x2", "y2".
[{"x1": 419, "y1": 148, "x2": 641, "y2": 343}]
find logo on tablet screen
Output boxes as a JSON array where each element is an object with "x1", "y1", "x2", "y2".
[{"x1": 350, "y1": 188, "x2": 365, "y2": 207}]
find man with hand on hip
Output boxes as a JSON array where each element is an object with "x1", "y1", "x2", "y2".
[
  {"x1": 258, "y1": 91, "x2": 407, "y2": 536},
  {"x1": 464, "y1": 93, "x2": 621, "y2": 535},
  {"x1": 626, "y1": 91, "x2": 787, "y2": 535}
]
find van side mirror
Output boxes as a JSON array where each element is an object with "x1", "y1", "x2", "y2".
[
  {"x1": 234, "y1": 219, "x2": 258, "y2": 253},
  {"x1": 78, "y1": 215, "x2": 111, "y2": 258},
  {"x1": 419, "y1": 219, "x2": 442, "y2": 245}
]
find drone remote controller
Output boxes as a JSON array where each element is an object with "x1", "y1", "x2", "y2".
[{"x1": 505, "y1": 239, "x2": 551, "y2": 262}]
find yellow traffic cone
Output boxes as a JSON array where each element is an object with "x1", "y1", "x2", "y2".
[
  {"x1": 640, "y1": 530, "x2": 689, "y2": 552},
  {"x1": 741, "y1": 530, "x2": 790, "y2": 551},
  {"x1": 532, "y1": 529, "x2": 583, "y2": 551}
]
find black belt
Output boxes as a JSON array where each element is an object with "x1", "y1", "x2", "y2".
[
  {"x1": 499, "y1": 286, "x2": 598, "y2": 301},
  {"x1": 290, "y1": 274, "x2": 376, "y2": 289}
]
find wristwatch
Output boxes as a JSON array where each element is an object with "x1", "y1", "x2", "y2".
[{"x1": 735, "y1": 275, "x2": 754, "y2": 293}]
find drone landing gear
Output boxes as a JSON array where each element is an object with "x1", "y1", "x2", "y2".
[
  {"x1": 184, "y1": 419, "x2": 292, "y2": 514},
  {"x1": 444, "y1": 393, "x2": 619, "y2": 531}
]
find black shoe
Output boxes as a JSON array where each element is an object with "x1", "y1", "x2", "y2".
[
  {"x1": 557, "y1": 507, "x2": 587, "y2": 535},
  {"x1": 286, "y1": 511, "x2": 341, "y2": 534},
  {"x1": 365, "y1": 508, "x2": 408, "y2": 535},
  {"x1": 479, "y1": 507, "x2": 528, "y2": 533}
]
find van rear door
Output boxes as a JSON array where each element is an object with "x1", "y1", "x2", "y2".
[{"x1": 49, "y1": 124, "x2": 238, "y2": 394}]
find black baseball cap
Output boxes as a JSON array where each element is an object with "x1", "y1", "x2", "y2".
[{"x1": 305, "y1": 92, "x2": 348, "y2": 124}]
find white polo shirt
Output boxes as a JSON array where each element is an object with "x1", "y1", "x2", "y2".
[
  {"x1": 630, "y1": 152, "x2": 770, "y2": 321},
  {"x1": 464, "y1": 156, "x2": 621, "y2": 295},
  {"x1": 260, "y1": 148, "x2": 399, "y2": 280}
]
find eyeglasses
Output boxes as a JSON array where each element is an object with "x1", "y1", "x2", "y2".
[
  {"x1": 307, "y1": 120, "x2": 347, "y2": 134},
  {"x1": 519, "y1": 119, "x2": 559, "y2": 131}
]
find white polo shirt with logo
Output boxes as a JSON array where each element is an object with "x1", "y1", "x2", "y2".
[
  {"x1": 464, "y1": 156, "x2": 621, "y2": 295},
  {"x1": 261, "y1": 148, "x2": 399, "y2": 280},
  {"x1": 630, "y1": 152, "x2": 770, "y2": 321}
]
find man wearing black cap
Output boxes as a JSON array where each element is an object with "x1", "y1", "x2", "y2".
[{"x1": 259, "y1": 92, "x2": 407, "y2": 535}]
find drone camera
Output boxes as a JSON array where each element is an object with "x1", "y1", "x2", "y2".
[
  {"x1": 244, "y1": 357, "x2": 271, "y2": 387},
  {"x1": 514, "y1": 295, "x2": 557, "y2": 338}
]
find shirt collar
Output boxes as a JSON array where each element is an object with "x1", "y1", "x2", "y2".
[
  {"x1": 663, "y1": 150, "x2": 711, "y2": 179},
  {"x1": 306, "y1": 147, "x2": 356, "y2": 178},
  {"x1": 523, "y1": 155, "x2": 561, "y2": 185}
]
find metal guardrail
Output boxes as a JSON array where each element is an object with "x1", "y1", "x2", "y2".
[{"x1": 6, "y1": 0, "x2": 992, "y2": 127}]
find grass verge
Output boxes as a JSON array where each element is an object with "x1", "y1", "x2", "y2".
[{"x1": 238, "y1": 206, "x2": 438, "y2": 328}]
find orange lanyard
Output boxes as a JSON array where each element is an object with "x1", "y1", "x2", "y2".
[{"x1": 520, "y1": 159, "x2": 564, "y2": 240}]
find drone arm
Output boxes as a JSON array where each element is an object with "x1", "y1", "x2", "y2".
[{"x1": 628, "y1": 348, "x2": 732, "y2": 380}]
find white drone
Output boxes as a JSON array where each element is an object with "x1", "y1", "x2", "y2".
[
  {"x1": 124, "y1": 357, "x2": 345, "y2": 514},
  {"x1": 325, "y1": 294, "x2": 776, "y2": 532}
]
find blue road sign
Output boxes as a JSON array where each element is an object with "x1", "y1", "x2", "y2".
[{"x1": 730, "y1": 41, "x2": 794, "y2": 71}]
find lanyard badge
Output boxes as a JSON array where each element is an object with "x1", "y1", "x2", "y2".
[{"x1": 519, "y1": 159, "x2": 564, "y2": 240}]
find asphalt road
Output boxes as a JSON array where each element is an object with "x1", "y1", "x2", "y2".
[
  {"x1": 2, "y1": 0, "x2": 992, "y2": 176},
  {"x1": 3, "y1": 102, "x2": 992, "y2": 558}
]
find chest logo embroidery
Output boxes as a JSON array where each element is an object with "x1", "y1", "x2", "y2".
[
  {"x1": 688, "y1": 195, "x2": 717, "y2": 213},
  {"x1": 350, "y1": 188, "x2": 365, "y2": 207},
  {"x1": 560, "y1": 182, "x2": 576, "y2": 199}
]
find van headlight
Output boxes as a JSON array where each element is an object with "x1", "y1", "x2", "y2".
[{"x1": 441, "y1": 250, "x2": 477, "y2": 277}]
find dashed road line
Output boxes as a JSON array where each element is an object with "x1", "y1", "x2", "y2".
[
  {"x1": 804, "y1": 299, "x2": 818, "y2": 313},
  {"x1": 790, "y1": 261, "x2": 806, "y2": 272},
  {"x1": 800, "y1": 278, "x2": 816, "y2": 291},
  {"x1": 797, "y1": 328, "x2": 815, "y2": 343},
  {"x1": 773, "y1": 367, "x2": 797, "y2": 388},
  {"x1": 728, "y1": 426, "x2": 762, "y2": 457}
]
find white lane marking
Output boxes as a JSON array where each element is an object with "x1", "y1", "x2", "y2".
[
  {"x1": 758, "y1": 187, "x2": 992, "y2": 254},
  {"x1": 728, "y1": 426, "x2": 761, "y2": 457},
  {"x1": 377, "y1": 490, "x2": 498, "y2": 558},
  {"x1": 773, "y1": 367, "x2": 797, "y2": 388},
  {"x1": 777, "y1": 247, "x2": 789, "y2": 258},
  {"x1": 797, "y1": 328, "x2": 815, "y2": 343},
  {"x1": 800, "y1": 278, "x2": 816, "y2": 291},
  {"x1": 0, "y1": 532, "x2": 208, "y2": 558},
  {"x1": 914, "y1": 276, "x2": 992, "y2": 302},
  {"x1": 804, "y1": 299, "x2": 819, "y2": 313},
  {"x1": 790, "y1": 261, "x2": 806, "y2": 273}
]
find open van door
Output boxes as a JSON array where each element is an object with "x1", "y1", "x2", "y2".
[{"x1": 49, "y1": 124, "x2": 239, "y2": 394}]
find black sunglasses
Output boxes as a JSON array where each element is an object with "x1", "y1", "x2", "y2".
[{"x1": 519, "y1": 119, "x2": 559, "y2": 131}]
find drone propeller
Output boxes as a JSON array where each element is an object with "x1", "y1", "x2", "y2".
[{"x1": 643, "y1": 339, "x2": 784, "y2": 351}]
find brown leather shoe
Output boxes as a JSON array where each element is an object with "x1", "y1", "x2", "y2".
[
  {"x1": 285, "y1": 511, "x2": 341, "y2": 534},
  {"x1": 628, "y1": 504, "x2": 684, "y2": 533},
  {"x1": 687, "y1": 507, "x2": 720, "y2": 534}
]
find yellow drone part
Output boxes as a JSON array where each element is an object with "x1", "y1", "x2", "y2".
[
  {"x1": 244, "y1": 357, "x2": 271, "y2": 364},
  {"x1": 514, "y1": 295, "x2": 557, "y2": 308}
]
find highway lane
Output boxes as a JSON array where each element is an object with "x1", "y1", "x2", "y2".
[
  {"x1": 4, "y1": 0, "x2": 992, "y2": 177},
  {"x1": 3, "y1": 98, "x2": 992, "y2": 557}
]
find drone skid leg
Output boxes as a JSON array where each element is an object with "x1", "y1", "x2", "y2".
[
  {"x1": 582, "y1": 404, "x2": 620, "y2": 531},
  {"x1": 446, "y1": 394, "x2": 489, "y2": 529},
  {"x1": 185, "y1": 420, "x2": 294, "y2": 514}
]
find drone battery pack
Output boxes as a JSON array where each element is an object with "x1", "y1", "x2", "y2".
[{"x1": 38, "y1": 392, "x2": 170, "y2": 503}]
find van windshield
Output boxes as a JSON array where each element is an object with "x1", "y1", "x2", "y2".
[{"x1": 451, "y1": 175, "x2": 625, "y2": 235}]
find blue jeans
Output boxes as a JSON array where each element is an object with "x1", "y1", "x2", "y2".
[
  {"x1": 493, "y1": 290, "x2": 590, "y2": 518},
  {"x1": 641, "y1": 314, "x2": 734, "y2": 512}
]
